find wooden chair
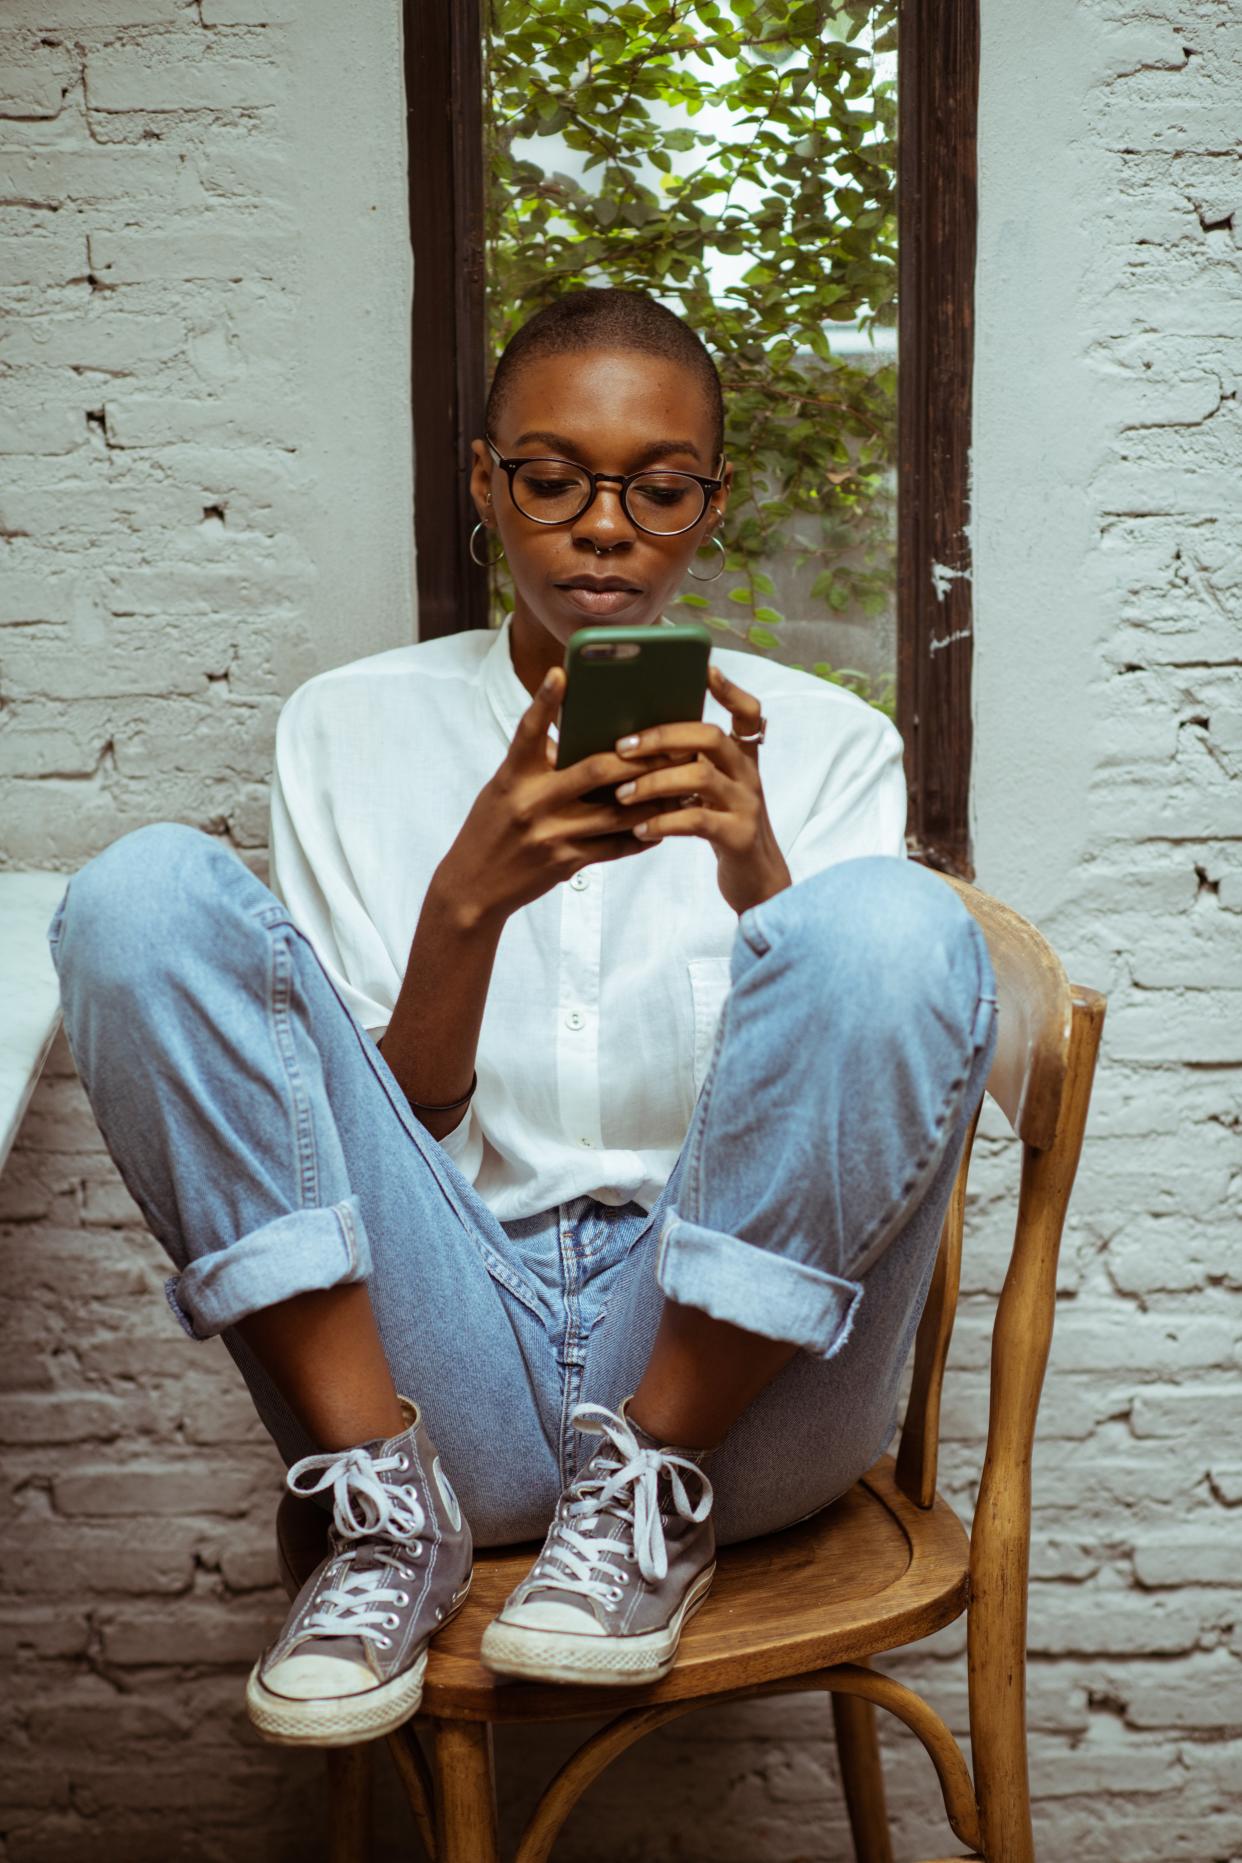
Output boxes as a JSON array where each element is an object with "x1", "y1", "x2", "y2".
[{"x1": 273, "y1": 871, "x2": 1105, "y2": 1862}]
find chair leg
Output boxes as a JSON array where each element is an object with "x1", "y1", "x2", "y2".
[
  {"x1": 432, "y1": 1718, "x2": 499, "y2": 1863},
  {"x1": 832, "y1": 1689, "x2": 895, "y2": 1863},
  {"x1": 386, "y1": 1723, "x2": 438, "y2": 1860},
  {"x1": 326, "y1": 1741, "x2": 375, "y2": 1863},
  {"x1": 967, "y1": 1644, "x2": 1035, "y2": 1863}
]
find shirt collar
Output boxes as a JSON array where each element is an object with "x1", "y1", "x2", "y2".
[{"x1": 480, "y1": 614, "x2": 532, "y2": 742}]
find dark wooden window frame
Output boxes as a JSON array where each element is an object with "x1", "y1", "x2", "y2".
[{"x1": 405, "y1": 0, "x2": 979, "y2": 875}]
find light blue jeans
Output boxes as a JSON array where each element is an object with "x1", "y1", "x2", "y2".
[{"x1": 48, "y1": 825, "x2": 996, "y2": 1548}]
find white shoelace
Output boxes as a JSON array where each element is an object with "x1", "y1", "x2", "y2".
[
  {"x1": 530, "y1": 1405, "x2": 713, "y2": 1611},
  {"x1": 284, "y1": 1443, "x2": 428, "y2": 1650}
]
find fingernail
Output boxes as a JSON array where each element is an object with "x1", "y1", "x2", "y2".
[
  {"x1": 617, "y1": 734, "x2": 640, "y2": 753},
  {"x1": 616, "y1": 780, "x2": 636, "y2": 800},
  {"x1": 633, "y1": 820, "x2": 652, "y2": 837},
  {"x1": 542, "y1": 670, "x2": 558, "y2": 695}
]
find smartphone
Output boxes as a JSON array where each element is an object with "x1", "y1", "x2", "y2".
[{"x1": 555, "y1": 623, "x2": 712, "y2": 805}]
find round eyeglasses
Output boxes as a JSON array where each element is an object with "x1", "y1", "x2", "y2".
[{"x1": 486, "y1": 438, "x2": 724, "y2": 538}]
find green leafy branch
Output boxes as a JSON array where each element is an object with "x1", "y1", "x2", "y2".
[{"x1": 484, "y1": 0, "x2": 897, "y2": 716}]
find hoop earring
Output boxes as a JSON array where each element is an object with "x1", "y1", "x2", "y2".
[
  {"x1": 687, "y1": 533, "x2": 725, "y2": 582},
  {"x1": 469, "y1": 521, "x2": 504, "y2": 567}
]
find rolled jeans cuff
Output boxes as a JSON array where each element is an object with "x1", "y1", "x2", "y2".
[
  {"x1": 654, "y1": 1208, "x2": 863, "y2": 1361},
  {"x1": 163, "y1": 1195, "x2": 372, "y2": 1342}
]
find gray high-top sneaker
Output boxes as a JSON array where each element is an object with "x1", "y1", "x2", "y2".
[
  {"x1": 480, "y1": 1400, "x2": 714, "y2": 1686},
  {"x1": 246, "y1": 1396, "x2": 472, "y2": 1746}
]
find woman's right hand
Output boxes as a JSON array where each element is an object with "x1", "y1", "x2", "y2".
[{"x1": 434, "y1": 664, "x2": 681, "y2": 931}]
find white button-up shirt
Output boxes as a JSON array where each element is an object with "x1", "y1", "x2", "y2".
[{"x1": 268, "y1": 616, "x2": 906, "y2": 1223}]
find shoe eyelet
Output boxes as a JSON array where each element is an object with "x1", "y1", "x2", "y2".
[
  {"x1": 394, "y1": 1592, "x2": 409, "y2": 1607},
  {"x1": 396, "y1": 1454, "x2": 409, "y2": 1470},
  {"x1": 385, "y1": 1613, "x2": 400, "y2": 1629},
  {"x1": 377, "y1": 1635, "x2": 392, "y2": 1649}
]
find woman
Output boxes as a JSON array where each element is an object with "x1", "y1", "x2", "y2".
[{"x1": 48, "y1": 288, "x2": 996, "y2": 1747}]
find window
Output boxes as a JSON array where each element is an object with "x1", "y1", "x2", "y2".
[{"x1": 405, "y1": 0, "x2": 978, "y2": 875}]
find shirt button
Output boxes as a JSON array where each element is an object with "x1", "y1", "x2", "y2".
[
  {"x1": 565, "y1": 1009, "x2": 585, "y2": 1031},
  {"x1": 570, "y1": 871, "x2": 590, "y2": 891}
]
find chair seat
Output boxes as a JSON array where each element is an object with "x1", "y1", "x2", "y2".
[{"x1": 275, "y1": 1454, "x2": 969, "y2": 1726}]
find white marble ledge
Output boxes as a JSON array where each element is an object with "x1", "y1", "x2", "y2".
[{"x1": 1, "y1": 871, "x2": 70, "y2": 1177}]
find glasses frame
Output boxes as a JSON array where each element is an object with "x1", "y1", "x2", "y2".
[{"x1": 485, "y1": 437, "x2": 725, "y2": 539}]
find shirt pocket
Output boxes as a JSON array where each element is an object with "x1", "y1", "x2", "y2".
[{"x1": 687, "y1": 955, "x2": 733, "y2": 1104}]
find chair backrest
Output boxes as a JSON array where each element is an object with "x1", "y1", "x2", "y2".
[
  {"x1": 895, "y1": 872, "x2": 1106, "y2": 1516},
  {"x1": 891, "y1": 873, "x2": 1104, "y2": 1843}
]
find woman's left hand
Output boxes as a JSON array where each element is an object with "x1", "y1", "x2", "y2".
[{"x1": 612, "y1": 659, "x2": 792, "y2": 917}]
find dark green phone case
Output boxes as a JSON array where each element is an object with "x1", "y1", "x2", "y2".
[{"x1": 555, "y1": 623, "x2": 712, "y2": 804}]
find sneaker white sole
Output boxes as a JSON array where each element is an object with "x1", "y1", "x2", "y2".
[
  {"x1": 246, "y1": 1647, "x2": 429, "y2": 1747},
  {"x1": 246, "y1": 1583, "x2": 471, "y2": 1748},
  {"x1": 479, "y1": 1563, "x2": 715, "y2": 1686}
]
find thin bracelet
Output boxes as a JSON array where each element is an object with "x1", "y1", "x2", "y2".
[{"x1": 406, "y1": 1069, "x2": 477, "y2": 1113}]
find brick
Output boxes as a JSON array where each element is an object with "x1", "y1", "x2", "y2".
[
  {"x1": 0, "y1": 401, "x2": 87, "y2": 457},
  {"x1": 26, "y1": 1687, "x2": 189, "y2": 1747},
  {"x1": 1132, "y1": 1383, "x2": 1242, "y2": 1442},
  {"x1": 0, "y1": 476, "x2": 218, "y2": 540},
  {"x1": 1, "y1": 1225, "x2": 159, "y2": 1302},
  {"x1": 1134, "y1": 1527, "x2": 1242, "y2": 1587},
  {"x1": 0, "y1": 1767, "x2": 72, "y2": 1812},
  {"x1": 1178, "y1": 1738, "x2": 1242, "y2": 1795},
  {"x1": 177, "y1": 1385, "x2": 271, "y2": 1447},
  {"x1": 0, "y1": 1394, "x2": 129, "y2": 1444},
  {"x1": 1, "y1": 614, "x2": 245, "y2": 702},
  {"x1": 1028, "y1": 1590, "x2": 1212, "y2": 1657},
  {"x1": 1, "y1": 1, "x2": 185, "y2": 22},
  {"x1": 52, "y1": 1459, "x2": 274, "y2": 1517},
  {"x1": 80, "y1": 1174, "x2": 146, "y2": 1227},
  {"x1": 1028, "y1": 1731, "x2": 1180, "y2": 1799},
  {"x1": 97, "y1": 1598, "x2": 280, "y2": 1666},
  {"x1": 1092, "y1": 19, "x2": 1192, "y2": 82},
  {"x1": 0, "y1": 43, "x2": 75, "y2": 120},
  {"x1": 0, "y1": 149, "x2": 190, "y2": 208},
  {"x1": 0, "y1": 310, "x2": 184, "y2": 371},
  {"x1": 105, "y1": 558, "x2": 309, "y2": 615},
  {"x1": 216, "y1": 1539, "x2": 278, "y2": 1591},
  {"x1": 1104, "y1": 990, "x2": 1242, "y2": 1063},
  {"x1": 0, "y1": 228, "x2": 88, "y2": 285},
  {"x1": 0, "y1": 1606, "x2": 91, "y2": 1661},
  {"x1": 88, "y1": 226, "x2": 295, "y2": 286},
  {"x1": 1012, "y1": 1306, "x2": 1238, "y2": 1377},
  {"x1": 1124, "y1": 1653, "x2": 1242, "y2": 1729},
  {"x1": 86, "y1": 48, "x2": 284, "y2": 114},
  {"x1": 0, "y1": 573, "x2": 74, "y2": 626},
  {"x1": 102, "y1": 392, "x2": 296, "y2": 450},
  {"x1": 1107, "y1": 1222, "x2": 1242, "y2": 1295},
  {"x1": 0, "y1": 1521, "x2": 193, "y2": 1596}
]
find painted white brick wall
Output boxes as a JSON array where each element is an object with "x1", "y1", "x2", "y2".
[{"x1": 1, "y1": 3, "x2": 1238, "y2": 1860}]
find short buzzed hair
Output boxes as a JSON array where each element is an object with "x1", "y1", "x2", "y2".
[{"x1": 486, "y1": 288, "x2": 725, "y2": 459}]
